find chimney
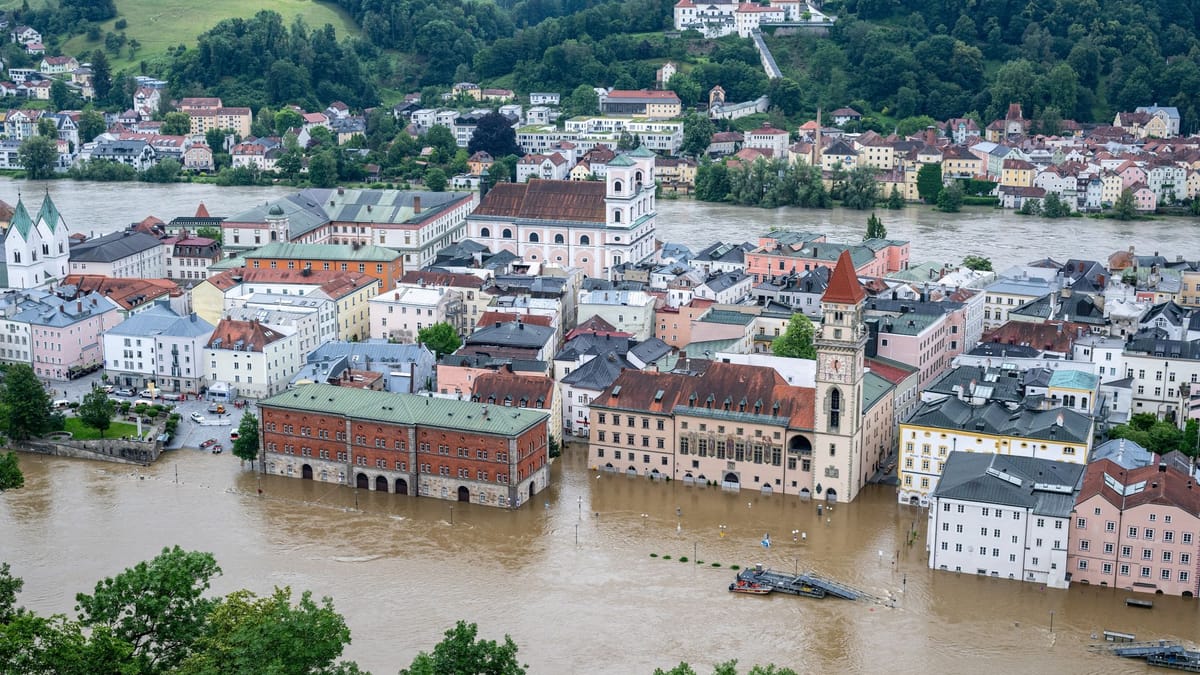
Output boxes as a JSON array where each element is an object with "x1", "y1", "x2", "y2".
[
  {"x1": 1159, "y1": 463, "x2": 1167, "y2": 473},
  {"x1": 413, "y1": 196, "x2": 421, "y2": 214}
]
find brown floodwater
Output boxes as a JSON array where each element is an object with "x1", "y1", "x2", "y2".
[{"x1": 1, "y1": 446, "x2": 1194, "y2": 673}]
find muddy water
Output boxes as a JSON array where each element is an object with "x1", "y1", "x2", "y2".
[
  {"x1": 0, "y1": 448, "x2": 1192, "y2": 673},
  {"x1": 3, "y1": 179, "x2": 1197, "y2": 273}
]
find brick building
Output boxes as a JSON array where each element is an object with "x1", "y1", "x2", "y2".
[{"x1": 259, "y1": 384, "x2": 550, "y2": 508}]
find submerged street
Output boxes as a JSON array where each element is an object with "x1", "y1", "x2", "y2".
[{"x1": 1, "y1": 447, "x2": 1194, "y2": 673}]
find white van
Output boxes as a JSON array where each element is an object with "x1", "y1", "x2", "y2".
[{"x1": 51, "y1": 399, "x2": 71, "y2": 410}]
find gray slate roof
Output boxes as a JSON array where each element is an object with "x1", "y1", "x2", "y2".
[
  {"x1": 933, "y1": 452, "x2": 1085, "y2": 517},
  {"x1": 466, "y1": 321, "x2": 555, "y2": 349},
  {"x1": 561, "y1": 352, "x2": 631, "y2": 391},
  {"x1": 905, "y1": 396, "x2": 1092, "y2": 445},
  {"x1": 69, "y1": 231, "x2": 162, "y2": 263},
  {"x1": 106, "y1": 303, "x2": 214, "y2": 338}
]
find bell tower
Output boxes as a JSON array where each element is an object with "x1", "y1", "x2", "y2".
[{"x1": 811, "y1": 249, "x2": 867, "y2": 502}]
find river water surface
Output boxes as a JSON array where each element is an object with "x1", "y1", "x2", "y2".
[
  {"x1": 1, "y1": 449, "x2": 1194, "y2": 674},
  {"x1": 3, "y1": 179, "x2": 1198, "y2": 270}
]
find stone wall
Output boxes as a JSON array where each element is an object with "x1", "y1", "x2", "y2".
[{"x1": 18, "y1": 437, "x2": 161, "y2": 466}]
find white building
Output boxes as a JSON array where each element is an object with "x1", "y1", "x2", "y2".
[
  {"x1": 368, "y1": 285, "x2": 462, "y2": 342},
  {"x1": 69, "y1": 231, "x2": 165, "y2": 279},
  {"x1": 204, "y1": 318, "x2": 302, "y2": 400},
  {"x1": 3, "y1": 195, "x2": 70, "y2": 289},
  {"x1": 576, "y1": 289, "x2": 657, "y2": 341},
  {"x1": 103, "y1": 302, "x2": 215, "y2": 393},
  {"x1": 516, "y1": 152, "x2": 570, "y2": 183},
  {"x1": 469, "y1": 148, "x2": 658, "y2": 279},
  {"x1": 927, "y1": 452, "x2": 1085, "y2": 589}
]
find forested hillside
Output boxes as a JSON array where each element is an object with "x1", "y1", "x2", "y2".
[{"x1": 9, "y1": 0, "x2": 1200, "y2": 129}]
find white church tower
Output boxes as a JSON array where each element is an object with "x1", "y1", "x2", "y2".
[
  {"x1": 602, "y1": 147, "x2": 658, "y2": 279},
  {"x1": 3, "y1": 194, "x2": 71, "y2": 289}
]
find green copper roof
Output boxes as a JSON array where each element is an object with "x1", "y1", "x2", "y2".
[
  {"x1": 8, "y1": 199, "x2": 32, "y2": 240},
  {"x1": 608, "y1": 155, "x2": 636, "y2": 167},
  {"x1": 260, "y1": 383, "x2": 547, "y2": 436},
  {"x1": 628, "y1": 146, "x2": 656, "y2": 158},
  {"x1": 246, "y1": 242, "x2": 401, "y2": 263},
  {"x1": 36, "y1": 194, "x2": 62, "y2": 233},
  {"x1": 1048, "y1": 369, "x2": 1099, "y2": 391}
]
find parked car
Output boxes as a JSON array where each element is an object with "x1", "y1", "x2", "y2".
[
  {"x1": 51, "y1": 399, "x2": 71, "y2": 410},
  {"x1": 133, "y1": 399, "x2": 155, "y2": 408},
  {"x1": 138, "y1": 389, "x2": 156, "y2": 398},
  {"x1": 207, "y1": 403, "x2": 226, "y2": 415},
  {"x1": 189, "y1": 412, "x2": 206, "y2": 424},
  {"x1": 99, "y1": 384, "x2": 114, "y2": 394},
  {"x1": 160, "y1": 392, "x2": 184, "y2": 402},
  {"x1": 199, "y1": 438, "x2": 218, "y2": 449},
  {"x1": 229, "y1": 430, "x2": 240, "y2": 442},
  {"x1": 114, "y1": 388, "x2": 135, "y2": 397}
]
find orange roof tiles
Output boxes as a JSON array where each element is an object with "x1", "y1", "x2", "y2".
[{"x1": 822, "y1": 250, "x2": 866, "y2": 304}]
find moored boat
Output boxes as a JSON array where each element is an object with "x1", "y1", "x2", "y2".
[{"x1": 729, "y1": 579, "x2": 772, "y2": 595}]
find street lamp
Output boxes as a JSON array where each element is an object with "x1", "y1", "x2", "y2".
[{"x1": 450, "y1": 505, "x2": 454, "y2": 525}]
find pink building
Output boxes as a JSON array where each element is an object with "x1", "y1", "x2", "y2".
[
  {"x1": 16, "y1": 291, "x2": 122, "y2": 381},
  {"x1": 869, "y1": 311, "x2": 954, "y2": 391},
  {"x1": 744, "y1": 231, "x2": 909, "y2": 283},
  {"x1": 1068, "y1": 459, "x2": 1200, "y2": 597}
]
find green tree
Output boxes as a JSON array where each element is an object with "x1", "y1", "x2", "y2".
[
  {"x1": 196, "y1": 226, "x2": 222, "y2": 244},
  {"x1": 0, "y1": 451, "x2": 23, "y2": 492},
  {"x1": 842, "y1": 166, "x2": 878, "y2": 210},
  {"x1": 18, "y1": 135, "x2": 57, "y2": 180},
  {"x1": 916, "y1": 163, "x2": 942, "y2": 203},
  {"x1": 74, "y1": 546, "x2": 221, "y2": 672},
  {"x1": 401, "y1": 620, "x2": 526, "y2": 675},
  {"x1": 424, "y1": 167, "x2": 448, "y2": 192},
  {"x1": 37, "y1": 118, "x2": 57, "y2": 138},
  {"x1": 175, "y1": 588, "x2": 355, "y2": 675},
  {"x1": 77, "y1": 388, "x2": 114, "y2": 438},
  {"x1": 886, "y1": 185, "x2": 904, "y2": 210},
  {"x1": 423, "y1": 126, "x2": 457, "y2": 160},
  {"x1": 936, "y1": 182, "x2": 963, "y2": 212},
  {"x1": 141, "y1": 158, "x2": 182, "y2": 183},
  {"x1": 1040, "y1": 192, "x2": 1071, "y2": 218},
  {"x1": 275, "y1": 150, "x2": 303, "y2": 179},
  {"x1": 77, "y1": 110, "x2": 106, "y2": 145},
  {"x1": 204, "y1": 128, "x2": 229, "y2": 153},
  {"x1": 308, "y1": 150, "x2": 339, "y2": 188},
  {"x1": 49, "y1": 80, "x2": 74, "y2": 111},
  {"x1": 562, "y1": 84, "x2": 599, "y2": 118},
  {"x1": 274, "y1": 109, "x2": 303, "y2": 135},
  {"x1": 681, "y1": 113, "x2": 716, "y2": 158},
  {"x1": 417, "y1": 322, "x2": 461, "y2": 357},
  {"x1": 1112, "y1": 188, "x2": 1137, "y2": 220},
  {"x1": 4, "y1": 365, "x2": 49, "y2": 440},
  {"x1": 865, "y1": 212, "x2": 887, "y2": 240},
  {"x1": 160, "y1": 112, "x2": 191, "y2": 136},
  {"x1": 1109, "y1": 413, "x2": 1186, "y2": 455},
  {"x1": 467, "y1": 112, "x2": 520, "y2": 158},
  {"x1": 772, "y1": 314, "x2": 817, "y2": 360},
  {"x1": 90, "y1": 50, "x2": 112, "y2": 102},
  {"x1": 962, "y1": 255, "x2": 992, "y2": 271},
  {"x1": 766, "y1": 77, "x2": 803, "y2": 115},
  {"x1": 232, "y1": 412, "x2": 259, "y2": 466}
]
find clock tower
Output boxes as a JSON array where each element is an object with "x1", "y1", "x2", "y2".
[{"x1": 812, "y1": 249, "x2": 868, "y2": 502}]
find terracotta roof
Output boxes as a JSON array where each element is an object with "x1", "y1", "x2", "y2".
[
  {"x1": 470, "y1": 371, "x2": 554, "y2": 409},
  {"x1": 60, "y1": 275, "x2": 177, "y2": 309},
  {"x1": 566, "y1": 315, "x2": 623, "y2": 341},
  {"x1": 822, "y1": 250, "x2": 866, "y2": 304},
  {"x1": 1078, "y1": 459, "x2": 1200, "y2": 515},
  {"x1": 476, "y1": 311, "x2": 554, "y2": 328},
  {"x1": 203, "y1": 267, "x2": 374, "y2": 292},
  {"x1": 206, "y1": 318, "x2": 287, "y2": 352},
  {"x1": 982, "y1": 320, "x2": 1091, "y2": 353},
  {"x1": 593, "y1": 361, "x2": 815, "y2": 430},
  {"x1": 400, "y1": 270, "x2": 485, "y2": 289},
  {"x1": 864, "y1": 357, "x2": 917, "y2": 384},
  {"x1": 605, "y1": 89, "x2": 681, "y2": 100},
  {"x1": 473, "y1": 180, "x2": 606, "y2": 222}
]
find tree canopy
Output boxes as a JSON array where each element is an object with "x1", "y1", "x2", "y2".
[
  {"x1": 3, "y1": 365, "x2": 49, "y2": 441},
  {"x1": 467, "y1": 112, "x2": 521, "y2": 158},
  {"x1": 77, "y1": 388, "x2": 114, "y2": 438},
  {"x1": 417, "y1": 323, "x2": 461, "y2": 357},
  {"x1": 865, "y1": 212, "x2": 887, "y2": 240},
  {"x1": 400, "y1": 620, "x2": 526, "y2": 675},
  {"x1": 232, "y1": 412, "x2": 260, "y2": 466},
  {"x1": 772, "y1": 314, "x2": 817, "y2": 360},
  {"x1": 18, "y1": 136, "x2": 57, "y2": 180},
  {"x1": 0, "y1": 452, "x2": 23, "y2": 492},
  {"x1": 962, "y1": 255, "x2": 993, "y2": 271}
]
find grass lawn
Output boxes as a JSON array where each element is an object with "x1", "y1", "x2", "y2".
[
  {"x1": 50, "y1": 0, "x2": 359, "y2": 70},
  {"x1": 63, "y1": 416, "x2": 140, "y2": 441}
]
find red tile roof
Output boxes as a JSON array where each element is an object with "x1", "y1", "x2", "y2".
[
  {"x1": 474, "y1": 180, "x2": 606, "y2": 223},
  {"x1": 470, "y1": 371, "x2": 554, "y2": 409},
  {"x1": 476, "y1": 311, "x2": 554, "y2": 328},
  {"x1": 822, "y1": 250, "x2": 866, "y2": 304},
  {"x1": 983, "y1": 320, "x2": 1091, "y2": 353},
  {"x1": 1079, "y1": 459, "x2": 1200, "y2": 515},
  {"x1": 60, "y1": 275, "x2": 177, "y2": 310},
  {"x1": 400, "y1": 270, "x2": 485, "y2": 289},
  {"x1": 207, "y1": 319, "x2": 287, "y2": 352}
]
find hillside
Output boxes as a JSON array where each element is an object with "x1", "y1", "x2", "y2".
[{"x1": 1, "y1": 0, "x2": 358, "y2": 70}]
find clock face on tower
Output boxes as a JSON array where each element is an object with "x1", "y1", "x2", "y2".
[{"x1": 819, "y1": 354, "x2": 849, "y2": 383}]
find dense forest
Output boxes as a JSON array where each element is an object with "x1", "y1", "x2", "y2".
[{"x1": 9, "y1": 0, "x2": 1200, "y2": 130}]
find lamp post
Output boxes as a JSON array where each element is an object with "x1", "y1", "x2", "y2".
[
  {"x1": 1049, "y1": 610, "x2": 1054, "y2": 633},
  {"x1": 578, "y1": 495, "x2": 582, "y2": 520},
  {"x1": 450, "y1": 505, "x2": 454, "y2": 525}
]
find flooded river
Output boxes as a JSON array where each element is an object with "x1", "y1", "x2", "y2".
[
  {"x1": 2, "y1": 179, "x2": 1198, "y2": 271},
  {"x1": 1, "y1": 448, "x2": 1194, "y2": 673}
]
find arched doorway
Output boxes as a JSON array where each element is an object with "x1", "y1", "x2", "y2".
[
  {"x1": 356, "y1": 473, "x2": 368, "y2": 489},
  {"x1": 825, "y1": 488, "x2": 838, "y2": 502},
  {"x1": 910, "y1": 495, "x2": 920, "y2": 506},
  {"x1": 529, "y1": 482, "x2": 535, "y2": 502},
  {"x1": 457, "y1": 486, "x2": 470, "y2": 502},
  {"x1": 1184, "y1": 591, "x2": 1194, "y2": 598},
  {"x1": 301, "y1": 464, "x2": 313, "y2": 480},
  {"x1": 375, "y1": 475, "x2": 388, "y2": 492},
  {"x1": 396, "y1": 478, "x2": 408, "y2": 495},
  {"x1": 722, "y1": 472, "x2": 739, "y2": 490},
  {"x1": 799, "y1": 488, "x2": 811, "y2": 499}
]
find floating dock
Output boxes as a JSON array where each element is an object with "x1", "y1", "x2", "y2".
[
  {"x1": 1092, "y1": 640, "x2": 1200, "y2": 671},
  {"x1": 733, "y1": 564, "x2": 888, "y2": 604}
]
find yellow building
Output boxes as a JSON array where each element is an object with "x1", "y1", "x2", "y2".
[
  {"x1": 897, "y1": 398, "x2": 1094, "y2": 506},
  {"x1": 189, "y1": 107, "x2": 253, "y2": 138},
  {"x1": 1000, "y1": 158, "x2": 1035, "y2": 187},
  {"x1": 941, "y1": 146, "x2": 984, "y2": 180}
]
